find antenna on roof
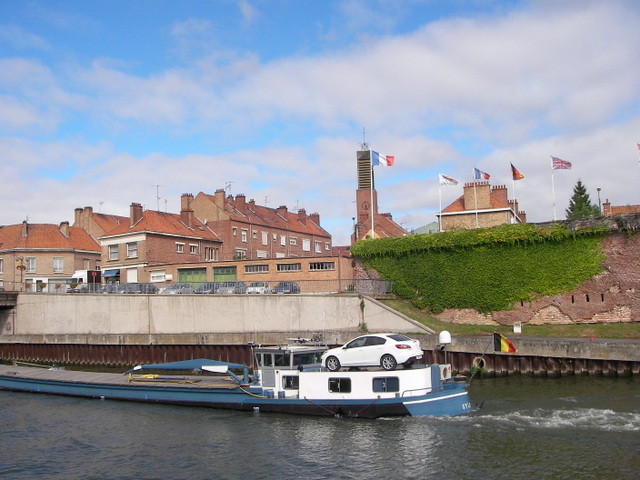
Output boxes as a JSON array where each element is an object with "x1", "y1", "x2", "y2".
[
  {"x1": 98, "y1": 201, "x2": 104, "y2": 213},
  {"x1": 225, "y1": 181, "x2": 234, "y2": 193},
  {"x1": 361, "y1": 127, "x2": 369, "y2": 150},
  {"x1": 264, "y1": 195, "x2": 269, "y2": 205},
  {"x1": 155, "y1": 184, "x2": 165, "y2": 211}
]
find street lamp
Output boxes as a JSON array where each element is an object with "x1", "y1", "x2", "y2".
[{"x1": 596, "y1": 187, "x2": 602, "y2": 214}]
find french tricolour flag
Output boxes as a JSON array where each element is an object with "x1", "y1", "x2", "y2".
[{"x1": 372, "y1": 151, "x2": 395, "y2": 166}]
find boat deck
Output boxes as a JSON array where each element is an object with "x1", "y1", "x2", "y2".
[{"x1": 0, "y1": 364, "x2": 241, "y2": 389}]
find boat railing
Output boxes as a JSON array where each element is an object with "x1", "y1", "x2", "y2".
[{"x1": 400, "y1": 387, "x2": 431, "y2": 398}]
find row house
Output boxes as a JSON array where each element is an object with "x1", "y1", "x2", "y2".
[
  {"x1": 189, "y1": 189, "x2": 333, "y2": 260},
  {"x1": 0, "y1": 221, "x2": 100, "y2": 292},
  {"x1": 74, "y1": 197, "x2": 222, "y2": 284},
  {"x1": 438, "y1": 182, "x2": 526, "y2": 232}
]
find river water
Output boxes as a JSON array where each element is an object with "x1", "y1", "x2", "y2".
[{"x1": 0, "y1": 375, "x2": 638, "y2": 480}]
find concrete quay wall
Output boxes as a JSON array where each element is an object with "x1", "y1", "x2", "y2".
[{"x1": 1, "y1": 293, "x2": 432, "y2": 340}]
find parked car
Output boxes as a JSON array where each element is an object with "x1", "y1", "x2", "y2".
[
  {"x1": 216, "y1": 281, "x2": 246, "y2": 294},
  {"x1": 161, "y1": 283, "x2": 195, "y2": 294},
  {"x1": 194, "y1": 282, "x2": 220, "y2": 294},
  {"x1": 246, "y1": 281, "x2": 270, "y2": 294},
  {"x1": 321, "y1": 333, "x2": 423, "y2": 372},
  {"x1": 113, "y1": 283, "x2": 159, "y2": 294},
  {"x1": 272, "y1": 281, "x2": 300, "y2": 294}
]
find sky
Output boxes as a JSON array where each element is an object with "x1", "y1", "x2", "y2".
[{"x1": 1, "y1": 0, "x2": 639, "y2": 245}]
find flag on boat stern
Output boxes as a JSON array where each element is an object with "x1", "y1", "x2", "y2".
[
  {"x1": 371, "y1": 151, "x2": 395, "y2": 166},
  {"x1": 473, "y1": 167, "x2": 490, "y2": 180},
  {"x1": 493, "y1": 333, "x2": 517, "y2": 353},
  {"x1": 511, "y1": 163, "x2": 524, "y2": 180}
]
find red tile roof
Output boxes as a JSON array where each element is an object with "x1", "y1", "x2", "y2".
[
  {"x1": 0, "y1": 223, "x2": 100, "y2": 252},
  {"x1": 200, "y1": 193, "x2": 331, "y2": 238},
  {"x1": 102, "y1": 210, "x2": 221, "y2": 241},
  {"x1": 92, "y1": 212, "x2": 128, "y2": 233}
]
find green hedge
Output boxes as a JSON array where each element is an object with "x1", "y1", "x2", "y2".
[{"x1": 352, "y1": 224, "x2": 607, "y2": 313}]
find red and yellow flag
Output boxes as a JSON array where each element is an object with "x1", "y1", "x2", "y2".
[
  {"x1": 494, "y1": 332, "x2": 516, "y2": 353},
  {"x1": 511, "y1": 163, "x2": 524, "y2": 181}
]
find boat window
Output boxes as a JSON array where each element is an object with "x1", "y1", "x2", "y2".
[
  {"x1": 282, "y1": 376, "x2": 299, "y2": 390},
  {"x1": 261, "y1": 354, "x2": 274, "y2": 367},
  {"x1": 274, "y1": 353, "x2": 291, "y2": 367},
  {"x1": 372, "y1": 377, "x2": 400, "y2": 393},
  {"x1": 328, "y1": 378, "x2": 351, "y2": 393},
  {"x1": 293, "y1": 352, "x2": 323, "y2": 365}
]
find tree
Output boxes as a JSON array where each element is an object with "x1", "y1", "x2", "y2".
[{"x1": 565, "y1": 179, "x2": 600, "y2": 219}]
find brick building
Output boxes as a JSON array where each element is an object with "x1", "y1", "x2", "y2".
[
  {"x1": 438, "y1": 182, "x2": 526, "y2": 231},
  {"x1": 0, "y1": 221, "x2": 100, "y2": 292},
  {"x1": 353, "y1": 150, "x2": 407, "y2": 243},
  {"x1": 189, "y1": 189, "x2": 332, "y2": 260},
  {"x1": 80, "y1": 196, "x2": 222, "y2": 284},
  {"x1": 602, "y1": 199, "x2": 640, "y2": 216}
]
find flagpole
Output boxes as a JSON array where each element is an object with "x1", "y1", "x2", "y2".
[
  {"x1": 472, "y1": 168, "x2": 479, "y2": 228},
  {"x1": 551, "y1": 160, "x2": 557, "y2": 221},
  {"x1": 438, "y1": 182, "x2": 443, "y2": 233},
  {"x1": 370, "y1": 150, "x2": 375, "y2": 238}
]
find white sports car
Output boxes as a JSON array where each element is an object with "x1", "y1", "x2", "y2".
[{"x1": 321, "y1": 333, "x2": 423, "y2": 371}]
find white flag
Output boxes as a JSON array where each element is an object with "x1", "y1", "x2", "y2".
[{"x1": 439, "y1": 173, "x2": 458, "y2": 186}]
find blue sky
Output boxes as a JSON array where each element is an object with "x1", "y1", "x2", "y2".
[{"x1": 1, "y1": 0, "x2": 639, "y2": 244}]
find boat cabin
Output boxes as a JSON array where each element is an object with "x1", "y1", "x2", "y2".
[{"x1": 253, "y1": 344, "x2": 327, "y2": 389}]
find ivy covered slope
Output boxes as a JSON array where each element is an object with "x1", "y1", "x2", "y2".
[{"x1": 351, "y1": 224, "x2": 608, "y2": 313}]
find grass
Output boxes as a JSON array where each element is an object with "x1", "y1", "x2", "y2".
[{"x1": 382, "y1": 298, "x2": 640, "y2": 339}]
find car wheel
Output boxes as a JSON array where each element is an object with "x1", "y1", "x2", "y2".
[
  {"x1": 325, "y1": 356, "x2": 341, "y2": 372},
  {"x1": 381, "y1": 354, "x2": 397, "y2": 371}
]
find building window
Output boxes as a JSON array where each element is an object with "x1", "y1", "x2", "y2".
[
  {"x1": 280, "y1": 235, "x2": 286, "y2": 246},
  {"x1": 302, "y1": 239, "x2": 311, "y2": 251},
  {"x1": 26, "y1": 257, "x2": 36, "y2": 273},
  {"x1": 189, "y1": 244, "x2": 198, "y2": 255},
  {"x1": 176, "y1": 243, "x2": 184, "y2": 253},
  {"x1": 108, "y1": 245, "x2": 118, "y2": 260},
  {"x1": 235, "y1": 249, "x2": 246, "y2": 259},
  {"x1": 150, "y1": 270, "x2": 166, "y2": 282},
  {"x1": 83, "y1": 258, "x2": 90, "y2": 269},
  {"x1": 241, "y1": 229, "x2": 248, "y2": 242},
  {"x1": 261, "y1": 232, "x2": 268, "y2": 245},
  {"x1": 232, "y1": 227, "x2": 238, "y2": 236},
  {"x1": 325, "y1": 243, "x2": 331, "y2": 251},
  {"x1": 275, "y1": 252, "x2": 285, "y2": 258},
  {"x1": 309, "y1": 262, "x2": 335, "y2": 271},
  {"x1": 256, "y1": 250, "x2": 267, "y2": 259},
  {"x1": 315, "y1": 241, "x2": 322, "y2": 253},
  {"x1": 127, "y1": 242, "x2": 138, "y2": 258},
  {"x1": 53, "y1": 257, "x2": 63, "y2": 273},
  {"x1": 277, "y1": 263, "x2": 301, "y2": 272},
  {"x1": 205, "y1": 247, "x2": 218, "y2": 261},
  {"x1": 0, "y1": 258, "x2": 3, "y2": 274},
  {"x1": 252, "y1": 230, "x2": 258, "y2": 239},
  {"x1": 245, "y1": 264, "x2": 269, "y2": 274},
  {"x1": 289, "y1": 237, "x2": 297, "y2": 246},
  {"x1": 328, "y1": 378, "x2": 351, "y2": 393},
  {"x1": 372, "y1": 377, "x2": 399, "y2": 393}
]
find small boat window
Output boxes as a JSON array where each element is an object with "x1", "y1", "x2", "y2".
[
  {"x1": 372, "y1": 377, "x2": 399, "y2": 393},
  {"x1": 259, "y1": 354, "x2": 273, "y2": 367},
  {"x1": 328, "y1": 378, "x2": 351, "y2": 393},
  {"x1": 282, "y1": 376, "x2": 299, "y2": 390},
  {"x1": 292, "y1": 352, "x2": 323, "y2": 365},
  {"x1": 274, "y1": 353, "x2": 291, "y2": 367}
]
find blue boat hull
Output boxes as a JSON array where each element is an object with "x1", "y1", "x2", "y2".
[{"x1": 0, "y1": 372, "x2": 471, "y2": 419}]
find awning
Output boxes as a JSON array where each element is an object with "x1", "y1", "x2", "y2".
[{"x1": 102, "y1": 269, "x2": 120, "y2": 277}]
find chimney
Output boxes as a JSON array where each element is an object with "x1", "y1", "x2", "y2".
[
  {"x1": 463, "y1": 182, "x2": 491, "y2": 210},
  {"x1": 214, "y1": 188, "x2": 225, "y2": 208},
  {"x1": 276, "y1": 205, "x2": 288, "y2": 216},
  {"x1": 248, "y1": 199, "x2": 255, "y2": 210},
  {"x1": 491, "y1": 185, "x2": 508, "y2": 206},
  {"x1": 602, "y1": 199, "x2": 611, "y2": 216},
  {"x1": 21, "y1": 220, "x2": 28, "y2": 237},
  {"x1": 309, "y1": 213, "x2": 320, "y2": 225},
  {"x1": 59, "y1": 221, "x2": 70, "y2": 237},
  {"x1": 180, "y1": 193, "x2": 195, "y2": 227},
  {"x1": 297, "y1": 208, "x2": 307, "y2": 224},
  {"x1": 130, "y1": 203, "x2": 143, "y2": 227},
  {"x1": 235, "y1": 194, "x2": 247, "y2": 214}
]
